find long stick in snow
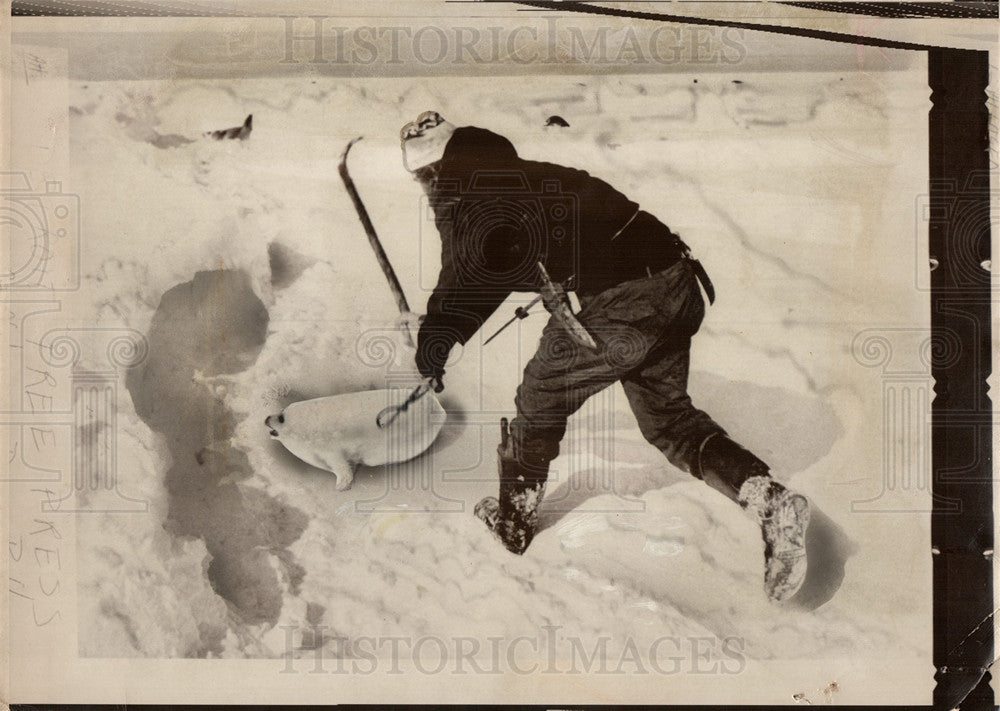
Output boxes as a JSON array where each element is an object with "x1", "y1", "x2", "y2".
[{"x1": 338, "y1": 137, "x2": 411, "y2": 314}]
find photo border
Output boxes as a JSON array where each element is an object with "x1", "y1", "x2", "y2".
[{"x1": 4, "y1": 1, "x2": 995, "y2": 708}]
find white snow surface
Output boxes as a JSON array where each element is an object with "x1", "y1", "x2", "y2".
[{"x1": 70, "y1": 71, "x2": 932, "y2": 697}]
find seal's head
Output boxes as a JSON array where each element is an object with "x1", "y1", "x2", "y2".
[
  {"x1": 264, "y1": 411, "x2": 285, "y2": 438},
  {"x1": 400, "y1": 110, "x2": 455, "y2": 174}
]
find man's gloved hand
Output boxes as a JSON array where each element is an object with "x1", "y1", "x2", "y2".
[
  {"x1": 426, "y1": 375, "x2": 444, "y2": 393},
  {"x1": 415, "y1": 318, "x2": 460, "y2": 394},
  {"x1": 396, "y1": 311, "x2": 425, "y2": 349},
  {"x1": 415, "y1": 351, "x2": 445, "y2": 393},
  {"x1": 415, "y1": 335, "x2": 446, "y2": 393}
]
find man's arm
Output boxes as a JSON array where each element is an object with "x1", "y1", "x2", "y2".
[
  {"x1": 415, "y1": 282, "x2": 509, "y2": 390},
  {"x1": 415, "y1": 219, "x2": 511, "y2": 389}
]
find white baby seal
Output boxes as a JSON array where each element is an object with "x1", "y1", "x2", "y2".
[{"x1": 265, "y1": 388, "x2": 445, "y2": 490}]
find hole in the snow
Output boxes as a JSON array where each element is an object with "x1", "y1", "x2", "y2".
[
  {"x1": 126, "y1": 269, "x2": 308, "y2": 635},
  {"x1": 268, "y1": 241, "x2": 316, "y2": 290}
]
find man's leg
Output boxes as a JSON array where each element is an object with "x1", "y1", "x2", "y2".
[
  {"x1": 616, "y1": 339, "x2": 771, "y2": 501},
  {"x1": 619, "y1": 336, "x2": 726, "y2": 477},
  {"x1": 477, "y1": 311, "x2": 653, "y2": 554},
  {"x1": 622, "y1": 339, "x2": 810, "y2": 602}
]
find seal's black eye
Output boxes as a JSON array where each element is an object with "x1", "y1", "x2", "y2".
[{"x1": 277, "y1": 414, "x2": 285, "y2": 424}]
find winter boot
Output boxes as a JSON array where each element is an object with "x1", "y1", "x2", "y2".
[
  {"x1": 697, "y1": 433, "x2": 810, "y2": 602},
  {"x1": 475, "y1": 418, "x2": 548, "y2": 555},
  {"x1": 738, "y1": 476, "x2": 810, "y2": 602}
]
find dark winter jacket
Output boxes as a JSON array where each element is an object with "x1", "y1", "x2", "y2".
[{"x1": 415, "y1": 126, "x2": 685, "y2": 381}]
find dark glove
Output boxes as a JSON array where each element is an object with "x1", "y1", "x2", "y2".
[
  {"x1": 415, "y1": 324, "x2": 455, "y2": 392},
  {"x1": 415, "y1": 350, "x2": 445, "y2": 391}
]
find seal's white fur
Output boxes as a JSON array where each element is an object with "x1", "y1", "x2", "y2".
[{"x1": 266, "y1": 389, "x2": 445, "y2": 490}]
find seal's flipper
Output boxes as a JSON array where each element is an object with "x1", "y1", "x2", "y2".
[{"x1": 315, "y1": 452, "x2": 357, "y2": 491}]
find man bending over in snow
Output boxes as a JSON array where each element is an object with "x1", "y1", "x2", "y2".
[{"x1": 398, "y1": 110, "x2": 810, "y2": 602}]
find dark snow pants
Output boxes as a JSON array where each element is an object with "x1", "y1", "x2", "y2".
[{"x1": 509, "y1": 259, "x2": 726, "y2": 478}]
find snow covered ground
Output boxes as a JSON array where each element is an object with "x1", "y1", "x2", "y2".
[{"x1": 56, "y1": 65, "x2": 933, "y2": 702}]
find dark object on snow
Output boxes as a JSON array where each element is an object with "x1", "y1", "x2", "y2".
[
  {"x1": 207, "y1": 114, "x2": 253, "y2": 141},
  {"x1": 544, "y1": 115, "x2": 570, "y2": 127}
]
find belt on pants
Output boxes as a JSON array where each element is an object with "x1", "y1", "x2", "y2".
[
  {"x1": 624, "y1": 245, "x2": 716, "y2": 306},
  {"x1": 685, "y1": 253, "x2": 716, "y2": 305}
]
